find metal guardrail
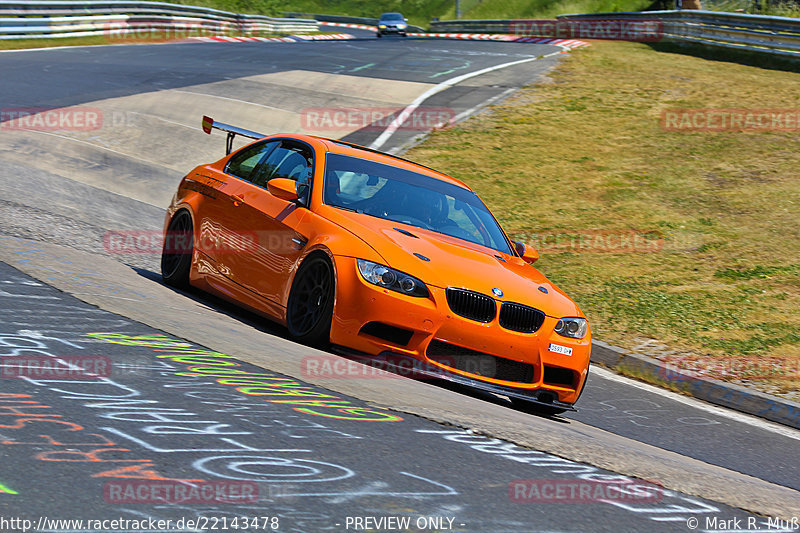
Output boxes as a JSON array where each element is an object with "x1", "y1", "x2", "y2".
[
  {"x1": 284, "y1": 13, "x2": 379, "y2": 26},
  {"x1": 430, "y1": 11, "x2": 800, "y2": 58},
  {"x1": 0, "y1": 0, "x2": 318, "y2": 39},
  {"x1": 283, "y1": 12, "x2": 427, "y2": 33},
  {"x1": 429, "y1": 19, "x2": 513, "y2": 33},
  {"x1": 558, "y1": 10, "x2": 800, "y2": 56}
]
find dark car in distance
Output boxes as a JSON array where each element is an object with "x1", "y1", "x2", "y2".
[{"x1": 377, "y1": 12, "x2": 408, "y2": 37}]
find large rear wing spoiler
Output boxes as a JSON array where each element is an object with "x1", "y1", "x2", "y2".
[{"x1": 202, "y1": 115, "x2": 267, "y2": 155}]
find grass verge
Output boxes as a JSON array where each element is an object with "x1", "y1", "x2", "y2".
[{"x1": 406, "y1": 40, "x2": 800, "y2": 398}]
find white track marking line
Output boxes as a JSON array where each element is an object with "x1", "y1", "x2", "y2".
[
  {"x1": 369, "y1": 50, "x2": 563, "y2": 151},
  {"x1": 450, "y1": 86, "x2": 517, "y2": 124},
  {"x1": 590, "y1": 364, "x2": 800, "y2": 441},
  {"x1": 9, "y1": 129, "x2": 167, "y2": 174},
  {"x1": 169, "y1": 89, "x2": 284, "y2": 112},
  {"x1": 127, "y1": 111, "x2": 195, "y2": 131},
  {"x1": 384, "y1": 87, "x2": 519, "y2": 155}
]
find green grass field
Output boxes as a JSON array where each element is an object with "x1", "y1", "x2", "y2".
[{"x1": 406, "y1": 41, "x2": 800, "y2": 398}]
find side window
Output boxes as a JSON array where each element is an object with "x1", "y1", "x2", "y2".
[
  {"x1": 225, "y1": 141, "x2": 278, "y2": 181},
  {"x1": 251, "y1": 142, "x2": 313, "y2": 188}
]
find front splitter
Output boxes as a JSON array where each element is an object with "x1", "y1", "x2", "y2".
[{"x1": 330, "y1": 347, "x2": 577, "y2": 412}]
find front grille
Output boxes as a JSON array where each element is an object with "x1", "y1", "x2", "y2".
[
  {"x1": 427, "y1": 340, "x2": 535, "y2": 383},
  {"x1": 499, "y1": 302, "x2": 546, "y2": 333},
  {"x1": 543, "y1": 365, "x2": 577, "y2": 388},
  {"x1": 445, "y1": 288, "x2": 496, "y2": 323}
]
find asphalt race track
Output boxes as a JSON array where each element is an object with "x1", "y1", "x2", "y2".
[
  {"x1": 0, "y1": 261, "x2": 766, "y2": 532},
  {"x1": 0, "y1": 30, "x2": 798, "y2": 532}
]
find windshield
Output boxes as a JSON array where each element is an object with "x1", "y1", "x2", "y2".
[
  {"x1": 381, "y1": 13, "x2": 404, "y2": 21},
  {"x1": 323, "y1": 153, "x2": 513, "y2": 255}
]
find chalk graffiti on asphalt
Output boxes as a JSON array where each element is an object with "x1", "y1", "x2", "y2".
[{"x1": 87, "y1": 333, "x2": 403, "y2": 423}]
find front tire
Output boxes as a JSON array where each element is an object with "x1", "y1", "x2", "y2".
[
  {"x1": 286, "y1": 254, "x2": 335, "y2": 347},
  {"x1": 161, "y1": 210, "x2": 193, "y2": 289},
  {"x1": 376, "y1": 32, "x2": 383, "y2": 38}
]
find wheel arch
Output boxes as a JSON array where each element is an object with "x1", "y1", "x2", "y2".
[
  {"x1": 284, "y1": 245, "x2": 338, "y2": 316},
  {"x1": 285, "y1": 248, "x2": 337, "y2": 346}
]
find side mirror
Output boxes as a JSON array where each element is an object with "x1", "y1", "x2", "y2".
[
  {"x1": 296, "y1": 181, "x2": 310, "y2": 206},
  {"x1": 267, "y1": 178, "x2": 299, "y2": 202},
  {"x1": 512, "y1": 240, "x2": 538, "y2": 264},
  {"x1": 404, "y1": 17, "x2": 408, "y2": 21}
]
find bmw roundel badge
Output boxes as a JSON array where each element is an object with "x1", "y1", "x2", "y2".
[{"x1": 492, "y1": 288, "x2": 504, "y2": 297}]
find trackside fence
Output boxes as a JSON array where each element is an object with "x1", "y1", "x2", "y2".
[
  {"x1": 0, "y1": 0, "x2": 318, "y2": 39},
  {"x1": 430, "y1": 11, "x2": 800, "y2": 58},
  {"x1": 282, "y1": 12, "x2": 426, "y2": 33}
]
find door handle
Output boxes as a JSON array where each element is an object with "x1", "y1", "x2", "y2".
[{"x1": 232, "y1": 193, "x2": 245, "y2": 206}]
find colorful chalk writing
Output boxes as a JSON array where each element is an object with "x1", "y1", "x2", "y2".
[
  {"x1": 86, "y1": 333, "x2": 403, "y2": 422},
  {"x1": 0, "y1": 482, "x2": 18, "y2": 495},
  {"x1": 0, "y1": 392, "x2": 201, "y2": 483}
]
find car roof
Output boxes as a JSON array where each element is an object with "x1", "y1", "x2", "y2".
[
  {"x1": 380, "y1": 12, "x2": 403, "y2": 17},
  {"x1": 273, "y1": 133, "x2": 472, "y2": 191}
]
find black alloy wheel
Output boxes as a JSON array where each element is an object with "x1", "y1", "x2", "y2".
[
  {"x1": 286, "y1": 254, "x2": 335, "y2": 346},
  {"x1": 161, "y1": 210, "x2": 193, "y2": 289}
]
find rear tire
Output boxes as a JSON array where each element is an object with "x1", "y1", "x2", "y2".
[
  {"x1": 161, "y1": 210, "x2": 193, "y2": 289},
  {"x1": 286, "y1": 254, "x2": 335, "y2": 347}
]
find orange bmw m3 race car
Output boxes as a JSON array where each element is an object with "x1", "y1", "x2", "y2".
[{"x1": 161, "y1": 116, "x2": 591, "y2": 414}]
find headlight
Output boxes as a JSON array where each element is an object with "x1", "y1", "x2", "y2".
[
  {"x1": 554, "y1": 317, "x2": 588, "y2": 339},
  {"x1": 379, "y1": 24, "x2": 387, "y2": 28},
  {"x1": 357, "y1": 259, "x2": 429, "y2": 298},
  {"x1": 398, "y1": 23, "x2": 407, "y2": 28}
]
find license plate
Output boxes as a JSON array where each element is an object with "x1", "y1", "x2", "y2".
[{"x1": 548, "y1": 343, "x2": 573, "y2": 356}]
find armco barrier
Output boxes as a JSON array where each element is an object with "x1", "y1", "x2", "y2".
[
  {"x1": 558, "y1": 10, "x2": 800, "y2": 57},
  {"x1": 284, "y1": 12, "x2": 426, "y2": 33},
  {"x1": 430, "y1": 11, "x2": 800, "y2": 58},
  {"x1": 0, "y1": 0, "x2": 318, "y2": 39}
]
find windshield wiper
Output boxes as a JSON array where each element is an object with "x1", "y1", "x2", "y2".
[{"x1": 332, "y1": 205, "x2": 365, "y2": 215}]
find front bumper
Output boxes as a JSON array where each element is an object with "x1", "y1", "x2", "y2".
[
  {"x1": 378, "y1": 25, "x2": 407, "y2": 34},
  {"x1": 330, "y1": 256, "x2": 590, "y2": 405}
]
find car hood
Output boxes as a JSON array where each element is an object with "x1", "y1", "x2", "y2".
[{"x1": 324, "y1": 207, "x2": 582, "y2": 318}]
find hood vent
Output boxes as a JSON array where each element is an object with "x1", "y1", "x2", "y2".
[{"x1": 393, "y1": 227, "x2": 418, "y2": 238}]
